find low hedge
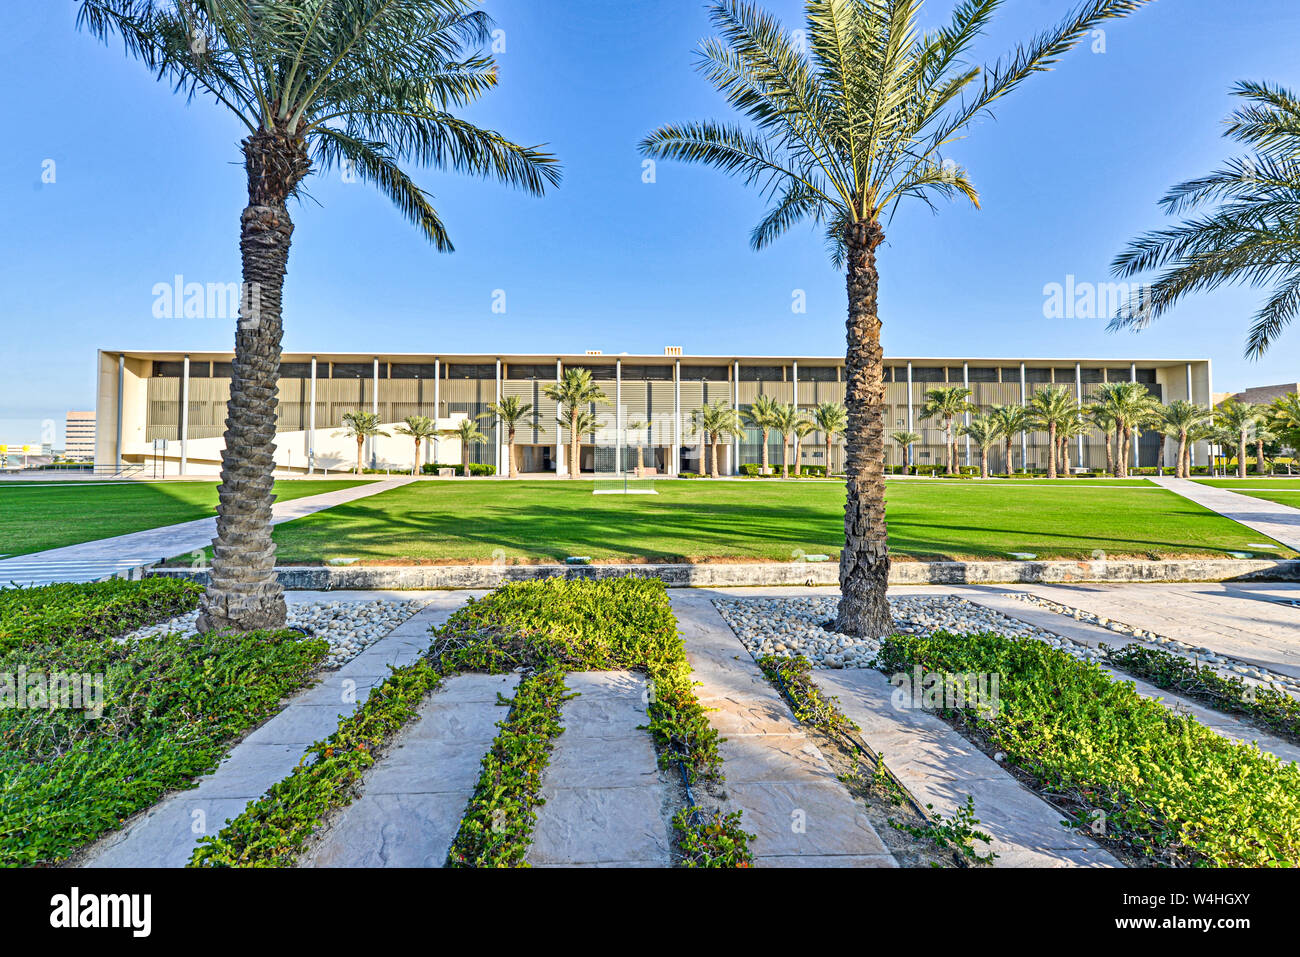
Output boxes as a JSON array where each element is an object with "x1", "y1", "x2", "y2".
[
  {"x1": 419, "y1": 462, "x2": 497, "y2": 477},
  {"x1": 876, "y1": 630, "x2": 1300, "y2": 867},
  {"x1": 0, "y1": 578, "x2": 203, "y2": 655}
]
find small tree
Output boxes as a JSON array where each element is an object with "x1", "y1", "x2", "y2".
[
  {"x1": 988, "y1": 405, "x2": 1032, "y2": 477},
  {"x1": 794, "y1": 418, "x2": 819, "y2": 476},
  {"x1": 691, "y1": 401, "x2": 744, "y2": 479},
  {"x1": 336, "y1": 411, "x2": 389, "y2": 475},
  {"x1": 918, "y1": 387, "x2": 973, "y2": 475},
  {"x1": 958, "y1": 416, "x2": 1002, "y2": 479},
  {"x1": 394, "y1": 415, "x2": 437, "y2": 475},
  {"x1": 813, "y1": 401, "x2": 847, "y2": 475},
  {"x1": 1027, "y1": 386, "x2": 1075, "y2": 479},
  {"x1": 628, "y1": 420, "x2": 648, "y2": 472},
  {"x1": 544, "y1": 368, "x2": 609, "y2": 479},
  {"x1": 442, "y1": 418, "x2": 488, "y2": 477},
  {"x1": 890, "y1": 431, "x2": 921, "y2": 474},
  {"x1": 742, "y1": 394, "x2": 782, "y2": 475},
  {"x1": 1215, "y1": 399, "x2": 1262, "y2": 479},
  {"x1": 486, "y1": 395, "x2": 534, "y2": 479},
  {"x1": 1160, "y1": 400, "x2": 1211, "y2": 478},
  {"x1": 771, "y1": 404, "x2": 808, "y2": 478}
]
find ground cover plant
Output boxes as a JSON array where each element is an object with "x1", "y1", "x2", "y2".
[
  {"x1": 876, "y1": 630, "x2": 1300, "y2": 867},
  {"x1": 251, "y1": 480, "x2": 1289, "y2": 564},
  {"x1": 0, "y1": 479, "x2": 367, "y2": 557},
  {"x1": 0, "y1": 579, "x2": 326, "y2": 865},
  {"x1": 191, "y1": 578, "x2": 752, "y2": 868}
]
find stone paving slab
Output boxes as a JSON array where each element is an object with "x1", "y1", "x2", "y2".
[
  {"x1": 814, "y1": 668, "x2": 1120, "y2": 868},
  {"x1": 81, "y1": 594, "x2": 471, "y2": 868},
  {"x1": 303, "y1": 672, "x2": 520, "y2": 868},
  {"x1": 526, "y1": 672, "x2": 672, "y2": 867},
  {"x1": 669, "y1": 591, "x2": 896, "y2": 867}
]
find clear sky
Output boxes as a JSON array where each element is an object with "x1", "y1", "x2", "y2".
[{"x1": 2, "y1": 0, "x2": 1297, "y2": 445}]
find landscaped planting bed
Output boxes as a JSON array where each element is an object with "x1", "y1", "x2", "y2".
[
  {"x1": 0, "y1": 579, "x2": 328, "y2": 866},
  {"x1": 191, "y1": 578, "x2": 752, "y2": 868},
  {"x1": 875, "y1": 630, "x2": 1300, "y2": 867}
]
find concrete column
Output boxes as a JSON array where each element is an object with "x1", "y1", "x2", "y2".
[
  {"x1": 555, "y1": 358, "x2": 564, "y2": 476},
  {"x1": 180, "y1": 355, "x2": 190, "y2": 475},
  {"x1": 371, "y1": 357, "x2": 380, "y2": 469},
  {"x1": 115, "y1": 354, "x2": 124, "y2": 471},
  {"x1": 733, "y1": 359, "x2": 740, "y2": 475},
  {"x1": 433, "y1": 359, "x2": 441, "y2": 465},
  {"x1": 308, "y1": 357, "x2": 317, "y2": 473},
  {"x1": 792, "y1": 360, "x2": 800, "y2": 473},
  {"x1": 906, "y1": 362, "x2": 914, "y2": 472},
  {"x1": 1130, "y1": 362, "x2": 1139, "y2": 469},
  {"x1": 1019, "y1": 362, "x2": 1027, "y2": 469},
  {"x1": 1075, "y1": 362, "x2": 1084, "y2": 467},
  {"x1": 1186, "y1": 362, "x2": 1195, "y2": 467},
  {"x1": 962, "y1": 361, "x2": 971, "y2": 467},
  {"x1": 673, "y1": 359, "x2": 681, "y2": 475},
  {"x1": 495, "y1": 358, "x2": 503, "y2": 476},
  {"x1": 615, "y1": 359, "x2": 623, "y2": 476}
]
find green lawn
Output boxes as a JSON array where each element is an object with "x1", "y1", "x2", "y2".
[
  {"x1": 1194, "y1": 478, "x2": 1300, "y2": 510},
  {"x1": 254, "y1": 479, "x2": 1290, "y2": 564},
  {"x1": 0, "y1": 480, "x2": 369, "y2": 556}
]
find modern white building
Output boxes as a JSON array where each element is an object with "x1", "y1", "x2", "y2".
[
  {"x1": 65, "y1": 410, "x2": 96, "y2": 461},
  {"x1": 94, "y1": 349, "x2": 1214, "y2": 476}
]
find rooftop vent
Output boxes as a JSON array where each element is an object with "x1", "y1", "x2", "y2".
[
  {"x1": 585, "y1": 350, "x2": 603, "y2": 356},
  {"x1": 664, "y1": 346, "x2": 683, "y2": 357}
]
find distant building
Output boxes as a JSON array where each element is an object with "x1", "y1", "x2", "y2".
[
  {"x1": 1222, "y1": 383, "x2": 1300, "y2": 407},
  {"x1": 65, "y1": 411, "x2": 96, "y2": 461}
]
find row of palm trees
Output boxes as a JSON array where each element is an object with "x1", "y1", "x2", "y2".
[
  {"x1": 890, "y1": 384, "x2": 1300, "y2": 480},
  {"x1": 689, "y1": 398, "x2": 849, "y2": 479}
]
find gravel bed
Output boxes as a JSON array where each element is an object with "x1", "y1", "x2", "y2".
[
  {"x1": 123, "y1": 599, "x2": 427, "y2": 668},
  {"x1": 712, "y1": 595, "x2": 1105, "y2": 669}
]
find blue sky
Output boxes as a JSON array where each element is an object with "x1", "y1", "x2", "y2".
[{"x1": 2, "y1": 0, "x2": 1298, "y2": 445}]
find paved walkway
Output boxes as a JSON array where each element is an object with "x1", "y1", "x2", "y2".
[
  {"x1": 528, "y1": 672, "x2": 673, "y2": 867},
  {"x1": 0, "y1": 478, "x2": 409, "y2": 587},
  {"x1": 670, "y1": 591, "x2": 896, "y2": 867},
  {"x1": 82, "y1": 591, "x2": 469, "y2": 868},
  {"x1": 1154, "y1": 476, "x2": 1300, "y2": 552}
]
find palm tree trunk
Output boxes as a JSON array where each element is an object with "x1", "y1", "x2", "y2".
[
  {"x1": 1238, "y1": 434, "x2": 1247, "y2": 479},
  {"x1": 1004, "y1": 438, "x2": 1014, "y2": 477},
  {"x1": 1062, "y1": 435, "x2": 1071, "y2": 474},
  {"x1": 944, "y1": 421, "x2": 954, "y2": 474},
  {"x1": 1047, "y1": 423, "x2": 1058, "y2": 479},
  {"x1": 761, "y1": 428, "x2": 770, "y2": 474},
  {"x1": 1117, "y1": 424, "x2": 1129, "y2": 478},
  {"x1": 507, "y1": 426, "x2": 516, "y2": 479},
  {"x1": 980, "y1": 447, "x2": 989, "y2": 479},
  {"x1": 711, "y1": 437, "x2": 720, "y2": 479},
  {"x1": 355, "y1": 436, "x2": 364, "y2": 475},
  {"x1": 781, "y1": 435, "x2": 789, "y2": 478},
  {"x1": 1103, "y1": 432, "x2": 1114, "y2": 476},
  {"x1": 197, "y1": 130, "x2": 309, "y2": 634},
  {"x1": 835, "y1": 221, "x2": 892, "y2": 637},
  {"x1": 1176, "y1": 433, "x2": 1187, "y2": 479},
  {"x1": 1256, "y1": 437, "x2": 1266, "y2": 475},
  {"x1": 569, "y1": 409, "x2": 579, "y2": 479},
  {"x1": 412, "y1": 439, "x2": 420, "y2": 475}
]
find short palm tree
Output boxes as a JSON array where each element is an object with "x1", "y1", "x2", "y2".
[
  {"x1": 918, "y1": 387, "x2": 973, "y2": 476},
  {"x1": 988, "y1": 405, "x2": 1032, "y2": 476},
  {"x1": 641, "y1": 0, "x2": 1150, "y2": 636},
  {"x1": 691, "y1": 401, "x2": 744, "y2": 479},
  {"x1": 443, "y1": 417, "x2": 488, "y2": 477},
  {"x1": 485, "y1": 395, "x2": 533, "y2": 479},
  {"x1": 1087, "y1": 405, "x2": 1119, "y2": 476},
  {"x1": 336, "y1": 411, "x2": 389, "y2": 476},
  {"x1": 394, "y1": 415, "x2": 438, "y2": 475},
  {"x1": 1267, "y1": 393, "x2": 1300, "y2": 458},
  {"x1": 79, "y1": 0, "x2": 560, "y2": 633},
  {"x1": 1026, "y1": 387, "x2": 1076, "y2": 479},
  {"x1": 742, "y1": 394, "x2": 782, "y2": 475},
  {"x1": 1253, "y1": 419, "x2": 1277, "y2": 476},
  {"x1": 1112, "y1": 82, "x2": 1300, "y2": 358},
  {"x1": 1160, "y1": 401, "x2": 1211, "y2": 478},
  {"x1": 812, "y1": 401, "x2": 848, "y2": 475},
  {"x1": 794, "y1": 418, "x2": 819, "y2": 476},
  {"x1": 544, "y1": 368, "x2": 609, "y2": 480},
  {"x1": 628, "y1": 420, "x2": 649, "y2": 472},
  {"x1": 958, "y1": 415, "x2": 1001, "y2": 479},
  {"x1": 890, "y1": 431, "x2": 921, "y2": 475},
  {"x1": 771, "y1": 404, "x2": 809, "y2": 478},
  {"x1": 1092, "y1": 382, "x2": 1159, "y2": 476},
  {"x1": 1057, "y1": 411, "x2": 1090, "y2": 475},
  {"x1": 1215, "y1": 399, "x2": 1262, "y2": 479}
]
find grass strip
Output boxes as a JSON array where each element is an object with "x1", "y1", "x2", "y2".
[{"x1": 876, "y1": 630, "x2": 1300, "y2": 867}]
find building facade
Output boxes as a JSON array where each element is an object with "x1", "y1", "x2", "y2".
[
  {"x1": 65, "y1": 410, "x2": 96, "y2": 461},
  {"x1": 95, "y1": 350, "x2": 1214, "y2": 476}
]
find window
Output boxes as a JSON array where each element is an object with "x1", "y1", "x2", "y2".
[
  {"x1": 331, "y1": 362, "x2": 371, "y2": 379},
  {"x1": 1080, "y1": 368, "x2": 1105, "y2": 383},
  {"x1": 968, "y1": 367, "x2": 998, "y2": 382},
  {"x1": 391, "y1": 363, "x2": 438, "y2": 379},
  {"x1": 212, "y1": 362, "x2": 234, "y2": 378},
  {"x1": 680, "y1": 365, "x2": 729, "y2": 381},
  {"x1": 740, "y1": 365, "x2": 785, "y2": 382},
  {"x1": 445, "y1": 363, "x2": 496, "y2": 379},
  {"x1": 506, "y1": 363, "x2": 554, "y2": 380},
  {"x1": 1025, "y1": 368, "x2": 1051, "y2": 383},
  {"x1": 621, "y1": 365, "x2": 673, "y2": 381},
  {"x1": 1135, "y1": 369, "x2": 1157, "y2": 384},
  {"x1": 152, "y1": 361, "x2": 185, "y2": 377},
  {"x1": 911, "y1": 367, "x2": 945, "y2": 382},
  {"x1": 280, "y1": 362, "x2": 312, "y2": 379},
  {"x1": 584, "y1": 364, "x2": 617, "y2": 380},
  {"x1": 800, "y1": 366, "x2": 838, "y2": 382}
]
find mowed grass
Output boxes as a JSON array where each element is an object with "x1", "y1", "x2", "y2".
[
  {"x1": 1194, "y1": 478, "x2": 1300, "y2": 510},
  {"x1": 261, "y1": 479, "x2": 1291, "y2": 564},
  {"x1": 0, "y1": 480, "x2": 369, "y2": 556}
]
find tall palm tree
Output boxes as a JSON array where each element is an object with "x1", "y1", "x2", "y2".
[
  {"x1": 443, "y1": 417, "x2": 488, "y2": 477},
  {"x1": 628, "y1": 420, "x2": 649, "y2": 472},
  {"x1": 691, "y1": 401, "x2": 744, "y2": 479},
  {"x1": 1111, "y1": 82, "x2": 1300, "y2": 358},
  {"x1": 1057, "y1": 410, "x2": 1090, "y2": 476},
  {"x1": 1215, "y1": 399, "x2": 1262, "y2": 479},
  {"x1": 958, "y1": 415, "x2": 1001, "y2": 479},
  {"x1": 918, "y1": 387, "x2": 973, "y2": 476},
  {"x1": 1087, "y1": 404, "x2": 1118, "y2": 476},
  {"x1": 641, "y1": 0, "x2": 1150, "y2": 636},
  {"x1": 336, "y1": 411, "x2": 389, "y2": 476},
  {"x1": 988, "y1": 405, "x2": 1031, "y2": 477},
  {"x1": 813, "y1": 401, "x2": 847, "y2": 475},
  {"x1": 394, "y1": 415, "x2": 438, "y2": 475},
  {"x1": 771, "y1": 403, "x2": 808, "y2": 478},
  {"x1": 1027, "y1": 386, "x2": 1075, "y2": 479},
  {"x1": 485, "y1": 395, "x2": 533, "y2": 479},
  {"x1": 890, "y1": 430, "x2": 921, "y2": 475},
  {"x1": 1159, "y1": 401, "x2": 1211, "y2": 478},
  {"x1": 79, "y1": 1, "x2": 560, "y2": 633},
  {"x1": 544, "y1": 368, "x2": 609, "y2": 479},
  {"x1": 1267, "y1": 393, "x2": 1300, "y2": 463},
  {"x1": 742, "y1": 394, "x2": 782, "y2": 475},
  {"x1": 794, "y1": 418, "x2": 819, "y2": 476},
  {"x1": 1253, "y1": 419, "x2": 1277, "y2": 476},
  {"x1": 1092, "y1": 382, "x2": 1158, "y2": 477}
]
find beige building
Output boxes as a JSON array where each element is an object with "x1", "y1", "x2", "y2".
[
  {"x1": 95, "y1": 350, "x2": 1214, "y2": 476},
  {"x1": 1223, "y1": 382, "x2": 1300, "y2": 407},
  {"x1": 64, "y1": 410, "x2": 96, "y2": 461}
]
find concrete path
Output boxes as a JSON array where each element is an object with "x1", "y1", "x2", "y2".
[
  {"x1": 1154, "y1": 476, "x2": 1300, "y2": 551},
  {"x1": 528, "y1": 672, "x2": 673, "y2": 868},
  {"x1": 0, "y1": 477, "x2": 410, "y2": 587},
  {"x1": 303, "y1": 672, "x2": 520, "y2": 868},
  {"x1": 82, "y1": 591, "x2": 469, "y2": 868},
  {"x1": 670, "y1": 591, "x2": 896, "y2": 868},
  {"x1": 814, "y1": 669, "x2": 1119, "y2": 868}
]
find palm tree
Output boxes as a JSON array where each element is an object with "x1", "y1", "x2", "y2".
[
  {"x1": 742, "y1": 394, "x2": 782, "y2": 475},
  {"x1": 394, "y1": 415, "x2": 438, "y2": 475},
  {"x1": 1057, "y1": 411, "x2": 1090, "y2": 476},
  {"x1": 1159, "y1": 401, "x2": 1211, "y2": 478},
  {"x1": 794, "y1": 418, "x2": 819, "y2": 476},
  {"x1": 1092, "y1": 382, "x2": 1159, "y2": 477},
  {"x1": 771, "y1": 404, "x2": 808, "y2": 478},
  {"x1": 336, "y1": 411, "x2": 389, "y2": 476},
  {"x1": 691, "y1": 401, "x2": 744, "y2": 479},
  {"x1": 1215, "y1": 399, "x2": 1262, "y2": 479},
  {"x1": 813, "y1": 401, "x2": 847, "y2": 475},
  {"x1": 79, "y1": 1, "x2": 560, "y2": 633},
  {"x1": 485, "y1": 395, "x2": 534, "y2": 479},
  {"x1": 919, "y1": 387, "x2": 973, "y2": 476},
  {"x1": 1027, "y1": 387, "x2": 1075, "y2": 479},
  {"x1": 1266, "y1": 393, "x2": 1300, "y2": 468},
  {"x1": 890, "y1": 431, "x2": 921, "y2": 475},
  {"x1": 958, "y1": 415, "x2": 1001, "y2": 479},
  {"x1": 988, "y1": 405, "x2": 1032, "y2": 477},
  {"x1": 1253, "y1": 419, "x2": 1277, "y2": 476},
  {"x1": 544, "y1": 368, "x2": 609, "y2": 480},
  {"x1": 443, "y1": 417, "x2": 488, "y2": 477},
  {"x1": 1111, "y1": 82, "x2": 1300, "y2": 358},
  {"x1": 628, "y1": 420, "x2": 649, "y2": 472},
  {"x1": 1087, "y1": 405, "x2": 1118, "y2": 476},
  {"x1": 641, "y1": 0, "x2": 1150, "y2": 636}
]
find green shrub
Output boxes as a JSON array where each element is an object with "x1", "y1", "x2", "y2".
[
  {"x1": 419, "y1": 462, "x2": 497, "y2": 476},
  {"x1": 876, "y1": 630, "x2": 1300, "y2": 866}
]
